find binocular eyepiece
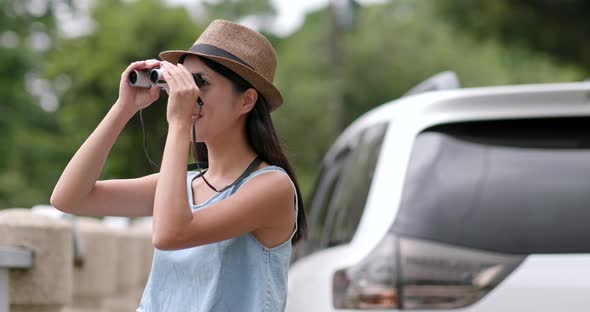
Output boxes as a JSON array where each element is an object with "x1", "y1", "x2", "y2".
[{"x1": 128, "y1": 66, "x2": 205, "y2": 89}]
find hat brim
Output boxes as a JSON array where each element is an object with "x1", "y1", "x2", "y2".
[{"x1": 159, "y1": 50, "x2": 283, "y2": 112}]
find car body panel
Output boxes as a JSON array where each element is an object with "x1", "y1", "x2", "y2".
[{"x1": 287, "y1": 82, "x2": 590, "y2": 311}]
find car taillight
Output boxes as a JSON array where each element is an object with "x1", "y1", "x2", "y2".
[
  {"x1": 333, "y1": 234, "x2": 524, "y2": 309},
  {"x1": 333, "y1": 234, "x2": 399, "y2": 309}
]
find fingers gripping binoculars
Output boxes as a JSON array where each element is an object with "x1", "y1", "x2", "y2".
[{"x1": 128, "y1": 66, "x2": 205, "y2": 89}]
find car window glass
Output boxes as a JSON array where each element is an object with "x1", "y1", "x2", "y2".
[
  {"x1": 323, "y1": 123, "x2": 388, "y2": 247},
  {"x1": 294, "y1": 146, "x2": 353, "y2": 259},
  {"x1": 394, "y1": 117, "x2": 590, "y2": 254}
]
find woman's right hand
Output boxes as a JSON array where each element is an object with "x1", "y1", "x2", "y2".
[{"x1": 116, "y1": 59, "x2": 162, "y2": 113}]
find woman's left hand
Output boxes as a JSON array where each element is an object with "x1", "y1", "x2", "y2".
[{"x1": 160, "y1": 61, "x2": 200, "y2": 128}]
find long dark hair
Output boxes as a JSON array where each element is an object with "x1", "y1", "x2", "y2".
[{"x1": 179, "y1": 54, "x2": 308, "y2": 246}]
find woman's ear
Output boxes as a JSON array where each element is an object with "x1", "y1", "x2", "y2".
[{"x1": 239, "y1": 88, "x2": 258, "y2": 114}]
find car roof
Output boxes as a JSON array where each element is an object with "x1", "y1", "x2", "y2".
[{"x1": 324, "y1": 81, "x2": 590, "y2": 163}]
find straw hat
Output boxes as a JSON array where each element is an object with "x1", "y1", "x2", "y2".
[{"x1": 159, "y1": 19, "x2": 283, "y2": 111}]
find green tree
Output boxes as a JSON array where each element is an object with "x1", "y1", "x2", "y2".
[
  {"x1": 202, "y1": 0, "x2": 275, "y2": 21},
  {"x1": 0, "y1": 0, "x2": 63, "y2": 207},
  {"x1": 436, "y1": 0, "x2": 590, "y2": 74}
]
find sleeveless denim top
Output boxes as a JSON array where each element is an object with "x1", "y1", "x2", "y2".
[{"x1": 137, "y1": 166, "x2": 298, "y2": 312}]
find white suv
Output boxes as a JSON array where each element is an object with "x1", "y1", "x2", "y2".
[{"x1": 286, "y1": 73, "x2": 590, "y2": 311}]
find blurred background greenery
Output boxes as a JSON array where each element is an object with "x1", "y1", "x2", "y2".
[{"x1": 0, "y1": 0, "x2": 587, "y2": 209}]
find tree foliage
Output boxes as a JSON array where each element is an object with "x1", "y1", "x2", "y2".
[
  {"x1": 0, "y1": 0, "x2": 585, "y2": 208},
  {"x1": 202, "y1": 0, "x2": 275, "y2": 21},
  {"x1": 436, "y1": 0, "x2": 590, "y2": 74},
  {"x1": 0, "y1": 0, "x2": 62, "y2": 207}
]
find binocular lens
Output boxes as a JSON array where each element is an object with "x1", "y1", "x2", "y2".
[
  {"x1": 150, "y1": 69, "x2": 162, "y2": 84},
  {"x1": 129, "y1": 71, "x2": 138, "y2": 84},
  {"x1": 128, "y1": 69, "x2": 152, "y2": 88}
]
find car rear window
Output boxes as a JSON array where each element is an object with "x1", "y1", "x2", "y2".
[{"x1": 393, "y1": 117, "x2": 590, "y2": 254}]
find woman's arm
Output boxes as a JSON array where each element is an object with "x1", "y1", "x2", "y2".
[
  {"x1": 50, "y1": 102, "x2": 159, "y2": 217},
  {"x1": 50, "y1": 60, "x2": 161, "y2": 217}
]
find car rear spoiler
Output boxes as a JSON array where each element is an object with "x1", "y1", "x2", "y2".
[{"x1": 402, "y1": 71, "x2": 461, "y2": 97}]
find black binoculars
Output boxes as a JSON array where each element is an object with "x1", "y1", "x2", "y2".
[{"x1": 128, "y1": 66, "x2": 205, "y2": 89}]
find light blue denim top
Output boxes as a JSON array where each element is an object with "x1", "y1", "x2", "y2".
[{"x1": 137, "y1": 166, "x2": 297, "y2": 312}]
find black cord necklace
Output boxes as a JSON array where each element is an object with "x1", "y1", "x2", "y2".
[
  {"x1": 198, "y1": 156, "x2": 263, "y2": 193},
  {"x1": 201, "y1": 174, "x2": 220, "y2": 192}
]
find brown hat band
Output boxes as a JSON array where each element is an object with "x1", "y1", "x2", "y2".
[{"x1": 188, "y1": 43, "x2": 254, "y2": 71}]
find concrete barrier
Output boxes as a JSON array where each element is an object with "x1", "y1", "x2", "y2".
[
  {"x1": 0, "y1": 208, "x2": 73, "y2": 312},
  {"x1": 130, "y1": 217, "x2": 153, "y2": 289},
  {"x1": 102, "y1": 218, "x2": 153, "y2": 312},
  {"x1": 0, "y1": 209, "x2": 154, "y2": 312},
  {"x1": 64, "y1": 217, "x2": 118, "y2": 312}
]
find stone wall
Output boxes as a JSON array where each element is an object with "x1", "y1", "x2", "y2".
[{"x1": 0, "y1": 209, "x2": 153, "y2": 312}]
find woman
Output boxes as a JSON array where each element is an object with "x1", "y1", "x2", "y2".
[{"x1": 50, "y1": 20, "x2": 307, "y2": 312}]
